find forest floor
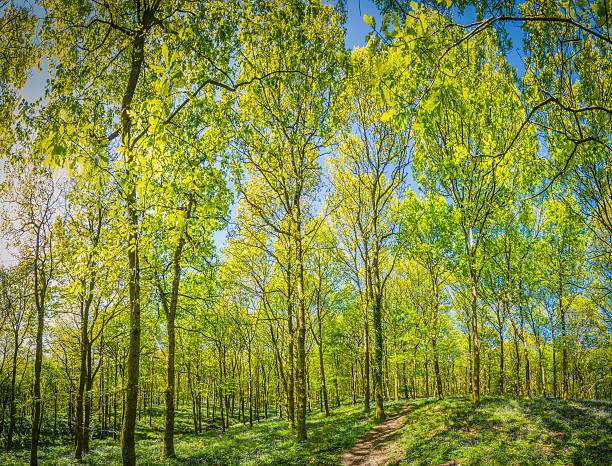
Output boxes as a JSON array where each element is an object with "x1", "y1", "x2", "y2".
[
  {"x1": 339, "y1": 403, "x2": 414, "y2": 466},
  {"x1": 386, "y1": 396, "x2": 612, "y2": 465},
  {"x1": 1, "y1": 396, "x2": 611, "y2": 465}
]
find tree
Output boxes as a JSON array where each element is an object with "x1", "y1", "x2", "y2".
[
  {"x1": 412, "y1": 29, "x2": 536, "y2": 404},
  {"x1": 145, "y1": 135, "x2": 229, "y2": 457},
  {"x1": 0, "y1": 261, "x2": 33, "y2": 452},
  {"x1": 542, "y1": 194, "x2": 586, "y2": 400},
  {"x1": 234, "y1": 0, "x2": 345, "y2": 440},
  {"x1": 0, "y1": 1, "x2": 38, "y2": 144},
  {"x1": 329, "y1": 46, "x2": 410, "y2": 419},
  {"x1": 53, "y1": 171, "x2": 123, "y2": 459},
  {"x1": 40, "y1": 1, "x2": 239, "y2": 461},
  {"x1": 375, "y1": 0, "x2": 611, "y2": 197},
  {"x1": 399, "y1": 192, "x2": 457, "y2": 399},
  {"x1": 1, "y1": 158, "x2": 57, "y2": 465}
]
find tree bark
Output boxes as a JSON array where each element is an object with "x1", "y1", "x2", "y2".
[
  {"x1": 559, "y1": 266, "x2": 568, "y2": 400},
  {"x1": 294, "y1": 204, "x2": 307, "y2": 442},
  {"x1": 470, "y1": 266, "x2": 480, "y2": 405},
  {"x1": 468, "y1": 225, "x2": 480, "y2": 405},
  {"x1": 432, "y1": 281, "x2": 443, "y2": 400},
  {"x1": 30, "y1": 225, "x2": 49, "y2": 466},
  {"x1": 371, "y1": 238, "x2": 386, "y2": 420},
  {"x1": 497, "y1": 304, "x2": 505, "y2": 395},
  {"x1": 6, "y1": 329, "x2": 19, "y2": 452},
  {"x1": 362, "y1": 301, "x2": 370, "y2": 413},
  {"x1": 160, "y1": 200, "x2": 191, "y2": 458},
  {"x1": 76, "y1": 270, "x2": 96, "y2": 459},
  {"x1": 285, "y1": 253, "x2": 295, "y2": 429},
  {"x1": 248, "y1": 345, "x2": 253, "y2": 428},
  {"x1": 316, "y1": 289, "x2": 329, "y2": 417},
  {"x1": 120, "y1": 23, "x2": 148, "y2": 466}
]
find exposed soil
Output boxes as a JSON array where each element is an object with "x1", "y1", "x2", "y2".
[{"x1": 339, "y1": 404, "x2": 413, "y2": 466}]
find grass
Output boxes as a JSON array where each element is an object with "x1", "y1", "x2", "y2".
[
  {"x1": 0, "y1": 400, "x2": 404, "y2": 465},
  {"x1": 2, "y1": 396, "x2": 611, "y2": 464},
  {"x1": 390, "y1": 396, "x2": 612, "y2": 465}
]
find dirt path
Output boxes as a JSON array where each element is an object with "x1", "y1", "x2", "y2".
[{"x1": 339, "y1": 404, "x2": 413, "y2": 466}]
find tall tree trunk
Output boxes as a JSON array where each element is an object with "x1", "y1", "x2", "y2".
[
  {"x1": 352, "y1": 361, "x2": 357, "y2": 404},
  {"x1": 394, "y1": 348, "x2": 399, "y2": 401},
  {"x1": 498, "y1": 313, "x2": 504, "y2": 395},
  {"x1": 551, "y1": 323, "x2": 557, "y2": 398},
  {"x1": 84, "y1": 346, "x2": 94, "y2": 452},
  {"x1": 467, "y1": 326, "x2": 472, "y2": 395},
  {"x1": 113, "y1": 360, "x2": 118, "y2": 440},
  {"x1": 559, "y1": 268, "x2": 568, "y2": 400},
  {"x1": 506, "y1": 292, "x2": 521, "y2": 396},
  {"x1": 316, "y1": 290, "x2": 329, "y2": 417},
  {"x1": 30, "y1": 299, "x2": 44, "y2": 466},
  {"x1": 6, "y1": 330, "x2": 19, "y2": 452},
  {"x1": 432, "y1": 282, "x2": 443, "y2": 400},
  {"x1": 163, "y1": 305, "x2": 176, "y2": 457},
  {"x1": 513, "y1": 325, "x2": 521, "y2": 396},
  {"x1": 520, "y1": 323, "x2": 530, "y2": 398},
  {"x1": 76, "y1": 276, "x2": 95, "y2": 459},
  {"x1": 120, "y1": 26, "x2": 148, "y2": 466},
  {"x1": 424, "y1": 353, "x2": 429, "y2": 398},
  {"x1": 248, "y1": 346, "x2": 253, "y2": 428},
  {"x1": 286, "y1": 256, "x2": 295, "y2": 429},
  {"x1": 469, "y1": 264, "x2": 480, "y2": 405},
  {"x1": 432, "y1": 340, "x2": 443, "y2": 400},
  {"x1": 371, "y1": 240, "x2": 385, "y2": 420},
  {"x1": 362, "y1": 301, "x2": 370, "y2": 413},
  {"x1": 160, "y1": 199, "x2": 191, "y2": 458},
  {"x1": 538, "y1": 346, "x2": 547, "y2": 397},
  {"x1": 30, "y1": 228, "x2": 48, "y2": 466},
  {"x1": 403, "y1": 361, "x2": 408, "y2": 398},
  {"x1": 294, "y1": 207, "x2": 307, "y2": 442}
]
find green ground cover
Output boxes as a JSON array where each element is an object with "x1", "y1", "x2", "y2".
[
  {"x1": 391, "y1": 396, "x2": 612, "y2": 465},
  {"x1": 0, "y1": 400, "x2": 404, "y2": 465},
  {"x1": 1, "y1": 397, "x2": 610, "y2": 465}
]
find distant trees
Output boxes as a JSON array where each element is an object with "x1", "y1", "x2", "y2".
[
  {"x1": 234, "y1": 0, "x2": 344, "y2": 439},
  {"x1": 0, "y1": 261, "x2": 33, "y2": 452},
  {"x1": 399, "y1": 193, "x2": 457, "y2": 400},
  {"x1": 329, "y1": 47, "x2": 411, "y2": 419},
  {"x1": 411, "y1": 29, "x2": 536, "y2": 404},
  {"x1": 1, "y1": 159, "x2": 57, "y2": 465}
]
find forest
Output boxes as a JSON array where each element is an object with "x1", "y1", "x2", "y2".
[{"x1": 0, "y1": 0, "x2": 611, "y2": 464}]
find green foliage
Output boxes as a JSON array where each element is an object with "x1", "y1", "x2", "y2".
[{"x1": 1, "y1": 1, "x2": 611, "y2": 464}]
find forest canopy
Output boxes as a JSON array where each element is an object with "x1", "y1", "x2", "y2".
[{"x1": 0, "y1": 0, "x2": 610, "y2": 465}]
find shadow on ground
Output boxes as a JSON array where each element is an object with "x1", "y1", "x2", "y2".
[{"x1": 393, "y1": 396, "x2": 612, "y2": 465}]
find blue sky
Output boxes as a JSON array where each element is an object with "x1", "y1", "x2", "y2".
[{"x1": 345, "y1": 0, "x2": 381, "y2": 48}]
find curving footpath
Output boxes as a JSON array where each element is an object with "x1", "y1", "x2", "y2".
[{"x1": 340, "y1": 404, "x2": 413, "y2": 466}]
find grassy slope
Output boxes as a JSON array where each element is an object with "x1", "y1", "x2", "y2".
[
  {"x1": 1, "y1": 397, "x2": 611, "y2": 465},
  {"x1": 390, "y1": 396, "x2": 612, "y2": 465}
]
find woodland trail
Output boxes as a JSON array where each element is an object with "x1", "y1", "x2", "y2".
[{"x1": 339, "y1": 403, "x2": 413, "y2": 466}]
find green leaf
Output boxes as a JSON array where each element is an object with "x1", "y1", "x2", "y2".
[
  {"x1": 381, "y1": 108, "x2": 395, "y2": 123},
  {"x1": 162, "y1": 42, "x2": 169, "y2": 65},
  {"x1": 52, "y1": 143, "x2": 66, "y2": 157}
]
